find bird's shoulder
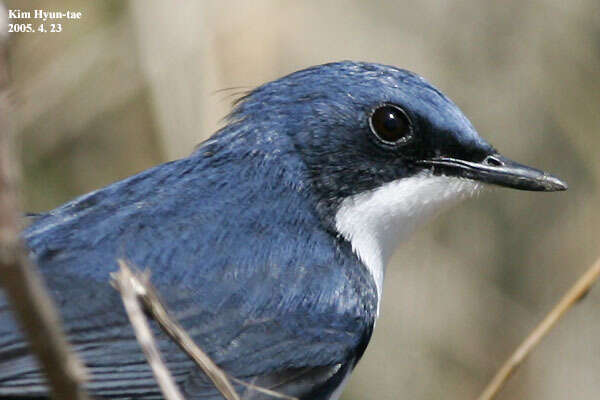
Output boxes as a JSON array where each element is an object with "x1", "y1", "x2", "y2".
[
  {"x1": 7, "y1": 147, "x2": 378, "y2": 398},
  {"x1": 23, "y1": 146, "x2": 375, "y2": 302}
]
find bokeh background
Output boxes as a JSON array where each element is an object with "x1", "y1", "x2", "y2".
[{"x1": 7, "y1": 0, "x2": 600, "y2": 399}]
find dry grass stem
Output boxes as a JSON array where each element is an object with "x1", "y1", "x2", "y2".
[
  {"x1": 230, "y1": 377, "x2": 299, "y2": 400},
  {"x1": 114, "y1": 260, "x2": 241, "y2": 400},
  {"x1": 112, "y1": 261, "x2": 186, "y2": 400},
  {"x1": 113, "y1": 260, "x2": 298, "y2": 400},
  {"x1": 477, "y1": 257, "x2": 600, "y2": 400}
]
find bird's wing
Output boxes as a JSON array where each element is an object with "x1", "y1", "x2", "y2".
[
  {"x1": 0, "y1": 157, "x2": 377, "y2": 399},
  {"x1": 0, "y1": 276, "x2": 368, "y2": 400}
]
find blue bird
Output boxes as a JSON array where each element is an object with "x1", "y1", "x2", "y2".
[{"x1": 0, "y1": 61, "x2": 566, "y2": 399}]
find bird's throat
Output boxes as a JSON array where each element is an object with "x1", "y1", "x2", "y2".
[{"x1": 334, "y1": 172, "x2": 481, "y2": 312}]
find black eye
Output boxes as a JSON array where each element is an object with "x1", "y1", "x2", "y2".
[{"x1": 369, "y1": 104, "x2": 412, "y2": 145}]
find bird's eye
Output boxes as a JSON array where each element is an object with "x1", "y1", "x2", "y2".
[{"x1": 369, "y1": 104, "x2": 412, "y2": 145}]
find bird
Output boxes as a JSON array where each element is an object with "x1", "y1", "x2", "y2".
[{"x1": 0, "y1": 61, "x2": 566, "y2": 400}]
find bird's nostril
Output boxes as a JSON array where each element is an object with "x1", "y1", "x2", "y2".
[{"x1": 484, "y1": 155, "x2": 503, "y2": 167}]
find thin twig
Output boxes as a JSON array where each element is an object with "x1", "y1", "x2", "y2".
[
  {"x1": 230, "y1": 377, "x2": 299, "y2": 400},
  {"x1": 0, "y1": 2, "x2": 90, "y2": 398},
  {"x1": 112, "y1": 261, "x2": 186, "y2": 400},
  {"x1": 138, "y1": 272, "x2": 298, "y2": 400},
  {"x1": 477, "y1": 257, "x2": 600, "y2": 400},
  {"x1": 114, "y1": 260, "x2": 298, "y2": 400},
  {"x1": 116, "y1": 260, "x2": 240, "y2": 400}
]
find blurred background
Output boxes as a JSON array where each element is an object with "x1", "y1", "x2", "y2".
[{"x1": 7, "y1": 0, "x2": 600, "y2": 398}]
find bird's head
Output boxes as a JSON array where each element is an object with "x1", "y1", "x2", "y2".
[
  {"x1": 229, "y1": 61, "x2": 566, "y2": 202},
  {"x1": 224, "y1": 61, "x2": 567, "y2": 300}
]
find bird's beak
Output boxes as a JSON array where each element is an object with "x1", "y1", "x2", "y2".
[{"x1": 418, "y1": 153, "x2": 567, "y2": 192}]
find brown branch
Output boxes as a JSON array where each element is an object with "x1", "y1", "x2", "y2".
[
  {"x1": 113, "y1": 260, "x2": 298, "y2": 400},
  {"x1": 0, "y1": 3, "x2": 90, "y2": 398},
  {"x1": 112, "y1": 261, "x2": 186, "y2": 400},
  {"x1": 477, "y1": 257, "x2": 600, "y2": 400}
]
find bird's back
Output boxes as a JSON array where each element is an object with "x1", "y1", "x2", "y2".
[{"x1": 0, "y1": 126, "x2": 377, "y2": 399}]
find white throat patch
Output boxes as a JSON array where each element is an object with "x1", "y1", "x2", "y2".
[{"x1": 334, "y1": 172, "x2": 481, "y2": 312}]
